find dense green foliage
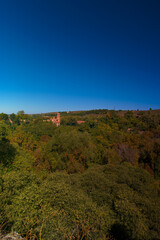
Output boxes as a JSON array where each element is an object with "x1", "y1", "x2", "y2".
[{"x1": 0, "y1": 110, "x2": 160, "y2": 239}]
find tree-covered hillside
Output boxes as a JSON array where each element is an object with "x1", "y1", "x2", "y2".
[{"x1": 0, "y1": 109, "x2": 160, "y2": 239}]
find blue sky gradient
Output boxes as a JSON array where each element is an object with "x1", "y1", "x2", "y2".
[{"x1": 0, "y1": 0, "x2": 160, "y2": 113}]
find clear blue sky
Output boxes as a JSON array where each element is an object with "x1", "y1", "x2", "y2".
[{"x1": 0, "y1": 0, "x2": 160, "y2": 113}]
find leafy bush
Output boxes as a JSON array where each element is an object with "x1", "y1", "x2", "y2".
[{"x1": 0, "y1": 164, "x2": 159, "y2": 239}]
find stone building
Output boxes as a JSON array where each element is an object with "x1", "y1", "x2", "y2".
[{"x1": 49, "y1": 112, "x2": 60, "y2": 126}]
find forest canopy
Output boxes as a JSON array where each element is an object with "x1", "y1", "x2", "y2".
[{"x1": 0, "y1": 109, "x2": 160, "y2": 240}]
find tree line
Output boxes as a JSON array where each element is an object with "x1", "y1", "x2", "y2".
[{"x1": 0, "y1": 109, "x2": 160, "y2": 239}]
